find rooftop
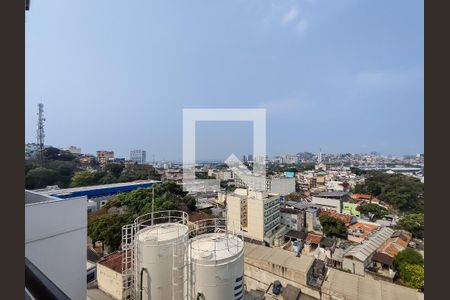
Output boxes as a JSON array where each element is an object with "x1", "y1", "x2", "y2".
[
  {"x1": 345, "y1": 227, "x2": 394, "y2": 262},
  {"x1": 281, "y1": 207, "x2": 303, "y2": 214},
  {"x1": 319, "y1": 209, "x2": 356, "y2": 225},
  {"x1": 285, "y1": 229, "x2": 307, "y2": 241},
  {"x1": 322, "y1": 268, "x2": 424, "y2": 300},
  {"x1": 245, "y1": 243, "x2": 313, "y2": 270},
  {"x1": 305, "y1": 233, "x2": 323, "y2": 245},
  {"x1": 33, "y1": 180, "x2": 161, "y2": 199},
  {"x1": 97, "y1": 251, "x2": 122, "y2": 273},
  {"x1": 315, "y1": 191, "x2": 349, "y2": 198},
  {"x1": 372, "y1": 230, "x2": 412, "y2": 266}
]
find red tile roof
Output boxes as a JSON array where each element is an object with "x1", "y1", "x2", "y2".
[
  {"x1": 319, "y1": 209, "x2": 355, "y2": 225},
  {"x1": 305, "y1": 233, "x2": 323, "y2": 245},
  {"x1": 98, "y1": 251, "x2": 123, "y2": 273}
]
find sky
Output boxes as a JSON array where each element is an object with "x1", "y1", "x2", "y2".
[{"x1": 25, "y1": 0, "x2": 424, "y2": 161}]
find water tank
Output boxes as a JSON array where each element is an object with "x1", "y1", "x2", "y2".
[
  {"x1": 189, "y1": 219, "x2": 244, "y2": 300},
  {"x1": 134, "y1": 211, "x2": 188, "y2": 300}
]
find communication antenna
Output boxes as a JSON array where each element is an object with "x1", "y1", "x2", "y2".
[{"x1": 37, "y1": 103, "x2": 45, "y2": 165}]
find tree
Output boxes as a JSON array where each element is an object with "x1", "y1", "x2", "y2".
[
  {"x1": 319, "y1": 215, "x2": 347, "y2": 238},
  {"x1": 394, "y1": 248, "x2": 424, "y2": 268},
  {"x1": 88, "y1": 213, "x2": 134, "y2": 251},
  {"x1": 117, "y1": 188, "x2": 152, "y2": 214},
  {"x1": 398, "y1": 213, "x2": 424, "y2": 239},
  {"x1": 25, "y1": 167, "x2": 58, "y2": 189},
  {"x1": 104, "y1": 163, "x2": 124, "y2": 178},
  {"x1": 398, "y1": 264, "x2": 424, "y2": 290},
  {"x1": 43, "y1": 147, "x2": 76, "y2": 161},
  {"x1": 356, "y1": 203, "x2": 388, "y2": 220},
  {"x1": 71, "y1": 170, "x2": 97, "y2": 187},
  {"x1": 350, "y1": 167, "x2": 366, "y2": 176},
  {"x1": 352, "y1": 172, "x2": 424, "y2": 213}
]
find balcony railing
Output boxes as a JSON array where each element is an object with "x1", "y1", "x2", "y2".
[{"x1": 25, "y1": 257, "x2": 70, "y2": 300}]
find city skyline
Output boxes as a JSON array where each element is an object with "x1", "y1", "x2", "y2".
[{"x1": 26, "y1": 0, "x2": 423, "y2": 160}]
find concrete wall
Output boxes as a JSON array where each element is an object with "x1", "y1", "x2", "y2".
[
  {"x1": 247, "y1": 196, "x2": 265, "y2": 241},
  {"x1": 342, "y1": 257, "x2": 365, "y2": 276},
  {"x1": 25, "y1": 193, "x2": 87, "y2": 300},
  {"x1": 311, "y1": 197, "x2": 342, "y2": 213},
  {"x1": 97, "y1": 264, "x2": 123, "y2": 300},
  {"x1": 244, "y1": 260, "x2": 320, "y2": 299},
  {"x1": 270, "y1": 178, "x2": 296, "y2": 196},
  {"x1": 227, "y1": 194, "x2": 247, "y2": 232}
]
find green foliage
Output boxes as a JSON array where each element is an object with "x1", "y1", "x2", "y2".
[
  {"x1": 88, "y1": 213, "x2": 134, "y2": 251},
  {"x1": 350, "y1": 167, "x2": 366, "y2": 176},
  {"x1": 87, "y1": 182, "x2": 198, "y2": 250},
  {"x1": 319, "y1": 215, "x2": 347, "y2": 238},
  {"x1": 43, "y1": 147, "x2": 76, "y2": 161},
  {"x1": 104, "y1": 163, "x2": 124, "y2": 178},
  {"x1": 398, "y1": 213, "x2": 424, "y2": 239},
  {"x1": 352, "y1": 172, "x2": 424, "y2": 213},
  {"x1": 25, "y1": 167, "x2": 58, "y2": 189},
  {"x1": 112, "y1": 182, "x2": 191, "y2": 215},
  {"x1": 71, "y1": 170, "x2": 98, "y2": 187},
  {"x1": 394, "y1": 248, "x2": 424, "y2": 268},
  {"x1": 267, "y1": 162, "x2": 315, "y2": 175},
  {"x1": 25, "y1": 153, "x2": 81, "y2": 189},
  {"x1": 356, "y1": 203, "x2": 388, "y2": 220},
  {"x1": 398, "y1": 264, "x2": 424, "y2": 290},
  {"x1": 117, "y1": 188, "x2": 152, "y2": 214}
]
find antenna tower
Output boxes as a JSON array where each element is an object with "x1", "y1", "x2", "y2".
[{"x1": 37, "y1": 103, "x2": 45, "y2": 164}]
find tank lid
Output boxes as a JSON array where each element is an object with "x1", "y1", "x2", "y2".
[
  {"x1": 190, "y1": 233, "x2": 244, "y2": 262},
  {"x1": 137, "y1": 223, "x2": 188, "y2": 243}
]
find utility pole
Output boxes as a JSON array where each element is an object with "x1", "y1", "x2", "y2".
[{"x1": 36, "y1": 103, "x2": 45, "y2": 166}]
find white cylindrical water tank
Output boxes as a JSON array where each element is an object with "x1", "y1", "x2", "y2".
[
  {"x1": 135, "y1": 222, "x2": 188, "y2": 300},
  {"x1": 189, "y1": 232, "x2": 245, "y2": 300}
]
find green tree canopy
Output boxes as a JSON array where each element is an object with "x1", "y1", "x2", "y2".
[
  {"x1": 356, "y1": 203, "x2": 388, "y2": 220},
  {"x1": 88, "y1": 213, "x2": 134, "y2": 251},
  {"x1": 319, "y1": 215, "x2": 347, "y2": 238},
  {"x1": 398, "y1": 213, "x2": 424, "y2": 239},
  {"x1": 25, "y1": 167, "x2": 58, "y2": 189},
  {"x1": 398, "y1": 264, "x2": 424, "y2": 290},
  {"x1": 394, "y1": 247, "x2": 424, "y2": 268},
  {"x1": 353, "y1": 172, "x2": 424, "y2": 213},
  {"x1": 104, "y1": 163, "x2": 124, "y2": 178},
  {"x1": 71, "y1": 170, "x2": 97, "y2": 187}
]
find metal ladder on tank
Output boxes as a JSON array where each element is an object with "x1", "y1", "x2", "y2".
[
  {"x1": 122, "y1": 223, "x2": 136, "y2": 300},
  {"x1": 172, "y1": 228, "x2": 190, "y2": 300}
]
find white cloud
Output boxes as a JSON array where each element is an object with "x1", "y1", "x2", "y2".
[
  {"x1": 281, "y1": 7, "x2": 299, "y2": 24},
  {"x1": 296, "y1": 18, "x2": 309, "y2": 34}
]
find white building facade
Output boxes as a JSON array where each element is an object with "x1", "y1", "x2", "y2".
[{"x1": 25, "y1": 191, "x2": 87, "y2": 300}]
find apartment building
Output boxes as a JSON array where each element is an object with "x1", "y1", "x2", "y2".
[
  {"x1": 96, "y1": 150, "x2": 114, "y2": 165},
  {"x1": 130, "y1": 149, "x2": 146, "y2": 164},
  {"x1": 226, "y1": 189, "x2": 248, "y2": 232},
  {"x1": 226, "y1": 189, "x2": 281, "y2": 243},
  {"x1": 234, "y1": 175, "x2": 295, "y2": 196}
]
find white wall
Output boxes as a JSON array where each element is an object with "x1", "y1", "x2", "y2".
[
  {"x1": 25, "y1": 193, "x2": 87, "y2": 300},
  {"x1": 270, "y1": 178, "x2": 295, "y2": 196},
  {"x1": 311, "y1": 197, "x2": 342, "y2": 213}
]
